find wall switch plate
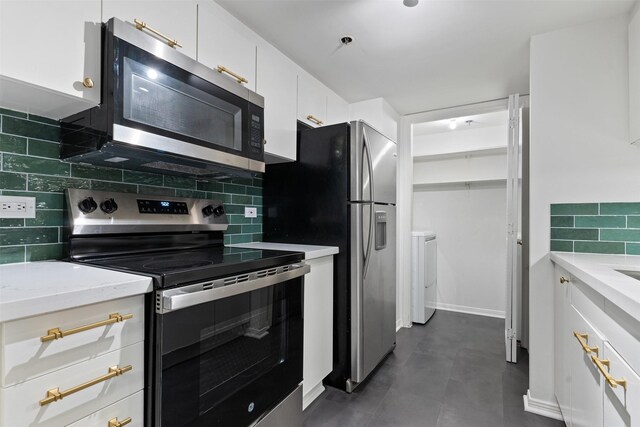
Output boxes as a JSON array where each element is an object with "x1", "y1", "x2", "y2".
[
  {"x1": 0, "y1": 196, "x2": 36, "y2": 218},
  {"x1": 244, "y1": 207, "x2": 257, "y2": 218}
]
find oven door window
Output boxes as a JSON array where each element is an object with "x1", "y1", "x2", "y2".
[{"x1": 159, "y1": 280, "x2": 303, "y2": 426}]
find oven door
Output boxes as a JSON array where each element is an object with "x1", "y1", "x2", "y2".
[{"x1": 154, "y1": 263, "x2": 308, "y2": 427}]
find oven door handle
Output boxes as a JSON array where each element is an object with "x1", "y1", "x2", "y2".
[{"x1": 157, "y1": 263, "x2": 310, "y2": 313}]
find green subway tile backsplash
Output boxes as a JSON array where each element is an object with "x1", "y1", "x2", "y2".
[
  {"x1": 550, "y1": 203, "x2": 598, "y2": 215},
  {"x1": 0, "y1": 108, "x2": 262, "y2": 264},
  {"x1": 551, "y1": 202, "x2": 640, "y2": 255}
]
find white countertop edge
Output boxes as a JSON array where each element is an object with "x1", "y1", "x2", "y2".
[
  {"x1": 0, "y1": 261, "x2": 153, "y2": 323},
  {"x1": 228, "y1": 242, "x2": 339, "y2": 260},
  {"x1": 550, "y1": 252, "x2": 640, "y2": 322}
]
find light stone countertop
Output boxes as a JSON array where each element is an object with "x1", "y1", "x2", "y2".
[
  {"x1": 0, "y1": 260, "x2": 152, "y2": 323},
  {"x1": 550, "y1": 252, "x2": 640, "y2": 322},
  {"x1": 228, "y1": 242, "x2": 339, "y2": 260}
]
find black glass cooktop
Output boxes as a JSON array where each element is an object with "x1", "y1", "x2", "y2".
[{"x1": 82, "y1": 246, "x2": 304, "y2": 289}]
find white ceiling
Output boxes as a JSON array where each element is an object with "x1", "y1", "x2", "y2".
[
  {"x1": 217, "y1": 0, "x2": 634, "y2": 115},
  {"x1": 413, "y1": 110, "x2": 508, "y2": 135}
]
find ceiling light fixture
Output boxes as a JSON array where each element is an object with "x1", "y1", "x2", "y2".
[
  {"x1": 449, "y1": 119, "x2": 457, "y2": 130},
  {"x1": 403, "y1": 0, "x2": 419, "y2": 7}
]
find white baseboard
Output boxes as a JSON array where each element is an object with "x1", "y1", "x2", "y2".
[
  {"x1": 396, "y1": 319, "x2": 403, "y2": 331},
  {"x1": 435, "y1": 302, "x2": 505, "y2": 319},
  {"x1": 302, "y1": 382, "x2": 326, "y2": 410},
  {"x1": 523, "y1": 390, "x2": 564, "y2": 421}
]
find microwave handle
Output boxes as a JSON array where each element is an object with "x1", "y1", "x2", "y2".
[{"x1": 157, "y1": 263, "x2": 310, "y2": 313}]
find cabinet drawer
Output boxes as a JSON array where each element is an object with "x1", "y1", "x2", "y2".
[
  {"x1": 0, "y1": 341, "x2": 143, "y2": 427},
  {"x1": 66, "y1": 390, "x2": 144, "y2": 427},
  {"x1": 1, "y1": 295, "x2": 143, "y2": 387},
  {"x1": 603, "y1": 342, "x2": 640, "y2": 426}
]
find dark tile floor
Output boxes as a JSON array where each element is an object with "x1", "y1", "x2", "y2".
[{"x1": 303, "y1": 311, "x2": 565, "y2": 427}]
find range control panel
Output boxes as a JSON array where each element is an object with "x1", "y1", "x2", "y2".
[{"x1": 66, "y1": 189, "x2": 228, "y2": 235}]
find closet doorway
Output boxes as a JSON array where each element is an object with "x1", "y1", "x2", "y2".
[{"x1": 399, "y1": 96, "x2": 529, "y2": 363}]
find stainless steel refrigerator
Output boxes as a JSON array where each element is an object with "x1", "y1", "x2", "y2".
[{"x1": 264, "y1": 120, "x2": 397, "y2": 392}]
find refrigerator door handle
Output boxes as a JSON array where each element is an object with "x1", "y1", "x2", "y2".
[{"x1": 362, "y1": 128, "x2": 375, "y2": 279}]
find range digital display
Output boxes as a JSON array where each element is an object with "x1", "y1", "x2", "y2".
[{"x1": 137, "y1": 199, "x2": 189, "y2": 214}]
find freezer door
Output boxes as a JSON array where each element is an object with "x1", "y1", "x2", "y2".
[
  {"x1": 350, "y1": 203, "x2": 396, "y2": 384},
  {"x1": 350, "y1": 121, "x2": 397, "y2": 204}
]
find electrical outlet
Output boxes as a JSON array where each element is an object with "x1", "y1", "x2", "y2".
[
  {"x1": 0, "y1": 196, "x2": 36, "y2": 218},
  {"x1": 244, "y1": 207, "x2": 257, "y2": 218}
]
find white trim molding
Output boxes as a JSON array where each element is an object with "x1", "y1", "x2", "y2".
[
  {"x1": 302, "y1": 382, "x2": 326, "y2": 410},
  {"x1": 523, "y1": 390, "x2": 563, "y2": 421},
  {"x1": 436, "y1": 303, "x2": 505, "y2": 319},
  {"x1": 396, "y1": 319, "x2": 404, "y2": 332}
]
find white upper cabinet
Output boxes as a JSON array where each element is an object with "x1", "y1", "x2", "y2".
[
  {"x1": 102, "y1": 0, "x2": 198, "y2": 60},
  {"x1": 257, "y1": 41, "x2": 297, "y2": 162},
  {"x1": 0, "y1": 0, "x2": 102, "y2": 118},
  {"x1": 326, "y1": 89, "x2": 349, "y2": 126},
  {"x1": 629, "y1": 6, "x2": 640, "y2": 145},
  {"x1": 197, "y1": 1, "x2": 257, "y2": 91},
  {"x1": 297, "y1": 70, "x2": 327, "y2": 128}
]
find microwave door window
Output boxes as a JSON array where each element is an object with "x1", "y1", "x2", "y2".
[{"x1": 123, "y1": 57, "x2": 242, "y2": 151}]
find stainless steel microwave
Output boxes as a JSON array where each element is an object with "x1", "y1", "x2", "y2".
[{"x1": 61, "y1": 18, "x2": 265, "y2": 178}]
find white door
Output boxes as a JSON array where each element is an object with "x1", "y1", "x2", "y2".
[{"x1": 505, "y1": 94, "x2": 521, "y2": 363}]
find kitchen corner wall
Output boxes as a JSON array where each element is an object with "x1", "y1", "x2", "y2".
[{"x1": 0, "y1": 108, "x2": 262, "y2": 264}]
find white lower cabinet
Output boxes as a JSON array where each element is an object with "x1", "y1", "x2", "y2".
[
  {"x1": 0, "y1": 295, "x2": 146, "y2": 427},
  {"x1": 553, "y1": 264, "x2": 640, "y2": 427},
  {"x1": 302, "y1": 255, "x2": 334, "y2": 409},
  {"x1": 67, "y1": 390, "x2": 144, "y2": 427}
]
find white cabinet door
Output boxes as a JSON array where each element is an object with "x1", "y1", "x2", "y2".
[
  {"x1": 0, "y1": 0, "x2": 101, "y2": 117},
  {"x1": 256, "y1": 41, "x2": 297, "y2": 162},
  {"x1": 197, "y1": 1, "x2": 257, "y2": 91},
  {"x1": 629, "y1": 7, "x2": 640, "y2": 145},
  {"x1": 603, "y1": 342, "x2": 640, "y2": 427},
  {"x1": 569, "y1": 306, "x2": 604, "y2": 427},
  {"x1": 302, "y1": 255, "x2": 334, "y2": 409},
  {"x1": 298, "y1": 71, "x2": 327, "y2": 128},
  {"x1": 103, "y1": 0, "x2": 198, "y2": 60},
  {"x1": 554, "y1": 267, "x2": 572, "y2": 425},
  {"x1": 326, "y1": 90, "x2": 349, "y2": 126}
]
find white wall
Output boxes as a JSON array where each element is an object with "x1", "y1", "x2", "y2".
[
  {"x1": 349, "y1": 97, "x2": 400, "y2": 142},
  {"x1": 529, "y1": 13, "x2": 640, "y2": 410},
  {"x1": 413, "y1": 125, "x2": 507, "y2": 156},
  {"x1": 413, "y1": 185, "x2": 507, "y2": 317}
]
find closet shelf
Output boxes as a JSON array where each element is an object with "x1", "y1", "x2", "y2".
[
  {"x1": 413, "y1": 146, "x2": 507, "y2": 162},
  {"x1": 413, "y1": 178, "x2": 507, "y2": 191}
]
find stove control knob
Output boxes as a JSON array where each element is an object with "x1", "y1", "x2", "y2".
[
  {"x1": 78, "y1": 197, "x2": 97, "y2": 214},
  {"x1": 202, "y1": 204, "x2": 214, "y2": 217},
  {"x1": 213, "y1": 205, "x2": 225, "y2": 217},
  {"x1": 100, "y1": 198, "x2": 118, "y2": 214}
]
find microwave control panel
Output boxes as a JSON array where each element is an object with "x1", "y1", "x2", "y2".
[{"x1": 249, "y1": 108, "x2": 264, "y2": 156}]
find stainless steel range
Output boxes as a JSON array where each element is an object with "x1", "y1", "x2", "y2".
[{"x1": 65, "y1": 189, "x2": 309, "y2": 427}]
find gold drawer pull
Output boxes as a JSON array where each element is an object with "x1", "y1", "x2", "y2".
[
  {"x1": 134, "y1": 18, "x2": 182, "y2": 48},
  {"x1": 216, "y1": 66, "x2": 248, "y2": 84},
  {"x1": 108, "y1": 417, "x2": 132, "y2": 427},
  {"x1": 82, "y1": 77, "x2": 94, "y2": 88},
  {"x1": 591, "y1": 355, "x2": 628, "y2": 390},
  {"x1": 41, "y1": 312, "x2": 134, "y2": 342},
  {"x1": 39, "y1": 365, "x2": 132, "y2": 406},
  {"x1": 573, "y1": 331, "x2": 599, "y2": 356},
  {"x1": 306, "y1": 115, "x2": 323, "y2": 126},
  {"x1": 560, "y1": 276, "x2": 570, "y2": 284}
]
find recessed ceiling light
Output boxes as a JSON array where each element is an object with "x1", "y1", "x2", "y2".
[
  {"x1": 403, "y1": 0, "x2": 419, "y2": 7},
  {"x1": 340, "y1": 36, "x2": 354, "y2": 45}
]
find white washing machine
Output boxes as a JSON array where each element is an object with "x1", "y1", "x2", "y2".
[{"x1": 411, "y1": 231, "x2": 437, "y2": 324}]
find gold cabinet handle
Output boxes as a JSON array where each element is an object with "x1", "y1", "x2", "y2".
[
  {"x1": 82, "y1": 77, "x2": 94, "y2": 88},
  {"x1": 41, "y1": 312, "x2": 133, "y2": 342},
  {"x1": 216, "y1": 66, "x2": 248, "y2": 84},
  {"x1": 591, "y1": 355, "x2": 628, "y2": 390},
  {"x1": 306, "y1": 115, "x2": 323, "y2": 126},
  {"x1": 108, "y1": 417, "x2": 132, "y2": 427},
  {"x1": 134, "y1": 18, "x2": 182, "y2": 48},
  {"x1": 39, "y1": 365, "x2": 132, "y2": 406},
  {"x1": 560, "y1": 276, "x2": 570, "y2": 284},
  {"x1": 573, "y1": 331, "x2": 599, "y2": 356},
  {"x1": 517, "y1": 239, "x2": 523, "y2": 246}
]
